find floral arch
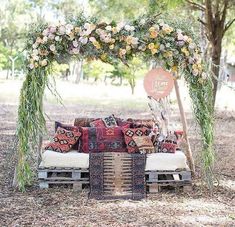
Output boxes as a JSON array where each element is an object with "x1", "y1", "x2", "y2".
[{"x1": 16, "y1": 16, "x2": 214, "y2": 190}]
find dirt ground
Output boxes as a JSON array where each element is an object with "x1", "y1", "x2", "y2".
[{"x1": 0, "y1": 80, "x2": 235, "y2": 226}]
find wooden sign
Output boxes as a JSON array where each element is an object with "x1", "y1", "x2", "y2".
[{"x1": 144, "y1": 68, "x2": 174, "y2": 100}]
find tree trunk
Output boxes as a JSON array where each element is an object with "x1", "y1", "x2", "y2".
[
  {"x1": 211, "y1": 40, "x2": 222, "y2": 106},
  {"x1": 75, "y1": 60, "x2": 83, "y2": 84}
]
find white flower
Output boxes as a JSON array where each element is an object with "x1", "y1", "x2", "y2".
[
  {"x1": 105, "y1": 25, "x2": 112, "y2": 31},
  {"x1": 79, "y1": 37, "x2": 88, "y2": 44},
  {"x1": 32, "y1": 54, "x2": 39, "y2": 61},
  {"x1": 42, "y1": 28, "x2": 49, "y2": 36},
  {"x1": 48, "y1": 33, "x2": 55, "y2": 40},
  {"x1": 73, "y1": 48, "x2": 79, "y2": 54},
  {"x1": 202, "y1": 72, "x2": 207, "y2": 79},
  {"x1": 40, "y1": 59, "x2": 48, "y2": 66},
  {"x1": 160, "y1": 44, "x2": 165, "y2": 51},
  {"x1": 73, "y1": 40, "x2": 79, "y2": 47},
  {"x1": 32, "y1": 49, "x2": 39, "y2": 55},
  {"x1": 183, "y1": 35, "x2": 189, "y2": 41},
  {"x1": 117, "y1": 22, "x2": 125, "y2": 31},
  {"x1": 42, "y1": 36, "x2": 48, "y2": 43},
  {"x1": 131, "y1": 37, "x2": 139, "y2": 45},
  {"x1": 189, "y1": 43, "x2": 196, "y2": 50},
  {"x1": 177, "y1": 33, "x2": 184, "y2": 41},
  {"x1": 66, "y1": 24, "x2": 73, "y2": 31},
  {"x1": 55, "y1": 36, "x2": 60, "y2": 41},
  {"x1": 32, "y1": 43, "x2": 38, "y2": 49},
  {"x1": 49, "y1": 26, "x2": 56, "y2": 33},
  {"x1": 124, "y1": 25, "x2": 131, "y2": 31},
  {"x1": 89, "y1": 37, "x2": 96, "y2": 42},
  {"x1": 59, "y1": 25, "x2": 66, "y2": 35},
  {"x1": 140, "y1": 19, "x2": 146, "y2": 25},
  {"x1": 29, "y1": 63, "x2": 34, "y2": 69},
  {"x1": 49, "y1": 44, "x2": 56, "y2": 52},
  {"x1": 166, "y1": 43, "x2": 171, "y2": 48}
]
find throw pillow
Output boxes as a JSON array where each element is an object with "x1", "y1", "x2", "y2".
[
  {"x1": 160, "y1": 139, "x2": 177, "y2": 153},
  {"x1": 102, "y1": 115, "x2": 118, "y2": 127},
  {"x1": 45, "y1": 127, "x2": 81, "y2": 153},
  {"x1": 133, "y1": 136, "x2": 155, "y2": 153},
  {"x1": 90, "y1": 118, "x2": 106, "y2": 127},
  {"x1": 55, "y1": 121, "x2": 80, "y2": 150},
  {"x1": 122, "y1": 127, "x2": 150, "y2": 153},
  {"x1": 81, "y1": 126, "x2": 127, "y2": 153}
]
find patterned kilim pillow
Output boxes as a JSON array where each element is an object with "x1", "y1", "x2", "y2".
[
  {"x1": 90, "y1": 119, "x2": 106, "y2": 127},
  {"x1": 45, "y1": 127, "x2": 81, "y2": 153},
  {"x1": 132, "y1": 136, "x2": 155, "y2": 153},
  {"x1": 160, "y1": 139, "x2": 177, "y2": 153},
  {"x1": 55, "y1": 121, "x2": 80, "y2": 150},
  {"x1": 81, "y1": 126, "x2": 127, "y2": 153},
  {"x1": 102, "y1": 115, "x2": 118, "y2": 127},
  {"x1": 122, "y1": 127, "x2": 150, "y2": 153}
]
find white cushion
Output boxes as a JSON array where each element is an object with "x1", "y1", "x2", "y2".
[
  {"x1": 145, "y1": 150, "x2": 189, "y2": 171},
  {"x1": 39, "y1": 150, "x2": 89, "y2": 169}
]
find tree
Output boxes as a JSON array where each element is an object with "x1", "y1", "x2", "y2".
[{"x1": 186, "y1": 0, "x2": 235, "y2": 106}]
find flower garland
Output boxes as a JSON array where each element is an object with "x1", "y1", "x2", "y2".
[{"x1": 17, "y1": 16, "x2": 214, "y2": 190}]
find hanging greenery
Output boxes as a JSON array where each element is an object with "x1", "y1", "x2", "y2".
[{"x1": 16, "y1": 15, "x2": 214, "y2": 191}]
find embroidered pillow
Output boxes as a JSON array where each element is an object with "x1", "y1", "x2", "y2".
[
  {"x1": 102, "y1": 115, "x2": 118, "y2": 127},
  {"x1": 55, "y1": 121, "x2": 80, "y2": 149},
  {"x1": 90, "y1": 118, "x2": 106, "y2": 127},
  {"x1": 133, "y1": 136, "x2": 155, "y2": 153},
  {"x1": 160, "y1": 139, "x2": 177, "y2": 153},
  {"x1": 122, "y1": 127, "x2": 150, "y2": 153},
  {"x1": 45, "y1": 127, "x2": 81, "y2": 153},
  {"x1": 81, "y1": 126, "x2": 127, "y2": 153}
]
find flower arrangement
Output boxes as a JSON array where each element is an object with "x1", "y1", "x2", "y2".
[{"x1": 26, "y1": 17, "x2": 205, "y2": 83}]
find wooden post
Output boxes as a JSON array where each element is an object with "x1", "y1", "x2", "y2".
[{"x1": 174, "y1": 80, "x2": 195, "y2": 175}]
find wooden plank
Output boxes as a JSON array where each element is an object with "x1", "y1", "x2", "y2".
[{"x1": 174, "y1": 79, "x2": 195, "y2": 175}]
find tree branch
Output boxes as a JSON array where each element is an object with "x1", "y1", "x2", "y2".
[
  {"x1": 185, "y1": 0, "x2": 205, "y2": 11},
  {"x1": 224, "y1": 18, "x2": 235, "y2": 33},
  {"x1": 198, "y1": 18, "x2": 207, "y2": 27},
  {"x1": 221, "y1": 0, "x2": 229, "y2": 25}
]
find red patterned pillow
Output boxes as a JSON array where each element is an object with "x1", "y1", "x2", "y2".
[
  {"x1": 55, "y1": 121, "x2": 80, "y2": 150},
  {"x1": 45, "y1": 127, "x2": 81, "y2": 153},
  {"x1": 122, "y1": 127, "x2": 150, "y2": 153},
  {"x1": 90, "y1": 119, "x2": 106, "y2": 127},
  {"x1": 160, "y1": 139, "x2": 177, "y2": 153},
  {"x1": 81, "y1": 126, "x2": 127, "y2": 153}
]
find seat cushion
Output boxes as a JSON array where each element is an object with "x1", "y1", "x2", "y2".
[
  {"x1": 145, "y1": 150, "x2": 189, "y2": 171},
  {"x1": 39, "y1": 150, "x2": 89, "y2": 168}
]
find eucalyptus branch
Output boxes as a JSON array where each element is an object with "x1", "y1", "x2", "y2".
[
  {"x1": 185, "y1": 0, "x2": 205, "y2": 11},
  {"x1": 224, "y1": 18, "x2": 235, "y2": 33}
]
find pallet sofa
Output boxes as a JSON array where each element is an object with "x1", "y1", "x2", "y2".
[{"x1": 38, "y1": 117, "x2": 192, "y2": 194}]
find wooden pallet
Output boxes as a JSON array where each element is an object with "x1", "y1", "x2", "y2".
[
  {"x1": 103, "y1": 152, "x2": 133, "y2": 197},
  {"x1": 38, "y1": 167, "x2": 89, "y2": 191},
  {"x1": 38, "y1": 167, "x2": 89, "y2": 181},
  {"x1": 145, "y1": 170, "x2": 192, "y2": 193},
  {"x1": 39, "y1": 180, "x2": 89, "y2": 191}
]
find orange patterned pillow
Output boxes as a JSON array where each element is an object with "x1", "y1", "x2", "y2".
[
  {"x1": 133, "y1": 136, "x2": 155, "y2": 153},
  {"x1": 122, "y1": 127, "x2": 150, "y2": 153},
  {"x1": 45, "y1": 127, "x2": 81, "y2": 153}
]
